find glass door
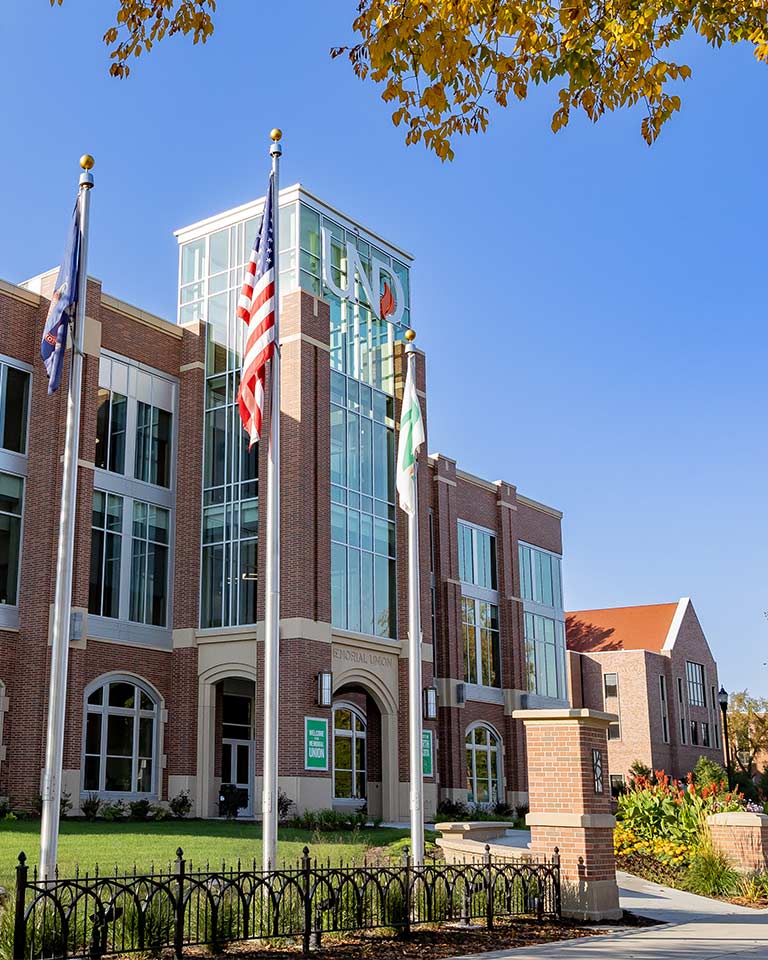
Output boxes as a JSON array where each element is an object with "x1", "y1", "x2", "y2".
[{"x1": 221, "y1": 693, "x2": 254, "y2": 817}]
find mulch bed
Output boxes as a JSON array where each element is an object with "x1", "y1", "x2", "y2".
[{"x1": 187, "y1": 919, "x2": 605, "y2": 960}]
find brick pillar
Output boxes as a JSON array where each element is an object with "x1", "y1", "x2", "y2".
[{"x1": 513, "y1": 708, "x2": 621, "y2": 921}]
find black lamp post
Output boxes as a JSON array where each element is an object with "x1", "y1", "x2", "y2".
[{"x1": 718, "y1": 686, "x2": 733, "y2": 789}]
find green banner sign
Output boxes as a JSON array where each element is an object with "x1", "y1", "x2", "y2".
[
  {"x1": 422, "y1": 729, "x2": 434, "y2": 778},
  {"x1": 305, "y1": 717, "x2": 329, "y2": 771}
]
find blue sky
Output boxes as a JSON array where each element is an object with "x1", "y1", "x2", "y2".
[{"x1": 2, "y1": 2, "x2": 765, "y2": 695}]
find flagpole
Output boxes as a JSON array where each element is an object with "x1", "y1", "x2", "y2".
[
  {"x1": 262, "y1": 129, "x2": 282, "y2": 873},
  {"x1": 40, "y1": 155, "x2": 95, "y2": 881},
  {"x1": 404, "y1": 330, "x2": 425, "y2": 866}
]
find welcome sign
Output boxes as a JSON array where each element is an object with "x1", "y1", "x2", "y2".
[{"x1": 304, "y1": 717, "x2": 329, "y2": 771}]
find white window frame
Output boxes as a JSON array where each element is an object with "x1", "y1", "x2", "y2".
[
  {"x1": 0, "y1": 357, "x2": 32, "y2": 458},
  {"x1": 89, "y1": 490, "x2": 173, "y2": 645},
  {"x1": 462, "y1": 595, "x2": 501, "y2": 689},
  {"x1": 0, "y1": 470, "x2": 25, "y2": 620},
  {"x1": 458, "y1": 520, "x2": 497, "y2": 591},
  {"x1": 81, "y1": 673, "x2": 163, "y2": 800},
  {"x1": 466, "y1": 722, "x2": 503, "y2": 806},
  {"x1": 524, "y1": 611, "x2": 567, "y2": 700},
  {"x1": 686, "y1": 661, "x2": 706, "y2": 708},
  {"x1": 332, "y1": 702, "x2": 367, "y2": 803},
  {"x1": 518, "y1": 540, "x2": 563, "y2": 608},
  {"x1": 603, "y1": 672, "x2": 621, "y2": 741}
]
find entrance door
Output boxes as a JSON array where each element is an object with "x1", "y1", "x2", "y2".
[
  {"x1": 221, "y1": 739, "x2": 254, "y2": 817},
  {"x1": 222, "y1": 693, "x2": 254, "y2": 817}
]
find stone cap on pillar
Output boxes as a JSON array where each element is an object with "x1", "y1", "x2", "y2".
[{"x1": 512, "y1": 708, "x2": 618, "y2": 727}]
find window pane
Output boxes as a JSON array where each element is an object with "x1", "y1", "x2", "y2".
[
  {"x1": 0, "y1": 511, "x2": 21, "y2": 605},
  {"x1": 0, "y1": 473, "x2": 23, "y2": 514},
  {"x1": 105, "y1": 756, "x2": 132, "y2": 792},
  {"x1": 335, "y1": 736, "x2": 352, "y2": 769},
  {"x1": 334, "y1": 771, "x2": 352, "y2": 799},
  {"x1": 109, "y1": 394, "x2": 127, "y2": 474},
  {"x1": 109, "y1": 682, "x2": 136, "y2": 709},
  {"x1": 85, "y1": 712, "x2": 101, "y2": 754},
  {"x1": 2, "y1": 367, "x2": 29, "y2": 453},
  {"x1": 106, "y1": 714, "x2": 134, "y2": 756},
  {"x1": 84, "y1": 755, "x2": 100, "y2": 791}
]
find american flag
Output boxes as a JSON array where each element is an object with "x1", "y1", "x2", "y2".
[{"x1": 237, "y1": 174, "x2": 276, "y2": 447}]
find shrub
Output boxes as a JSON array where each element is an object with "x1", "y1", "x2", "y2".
[
  {"x1": 218, "y1": 784, "x2": 248, "y2": 819},
  {"x1": 628, "y1": 760, "x2": 653, "y2": 785},
  {"x1": 686, "y1": 848, "x2": 740, "y2": 898},
  {"x1": 435, "y1": 799, "x2": 469, "y2": 820},
  {"x1": 693, "y1": 756, "x2": 729, "y2": 789},
  {"x1": 129, "y1": 799, "x2": 152, "y2": 821},
  {"x1": 31, "y1": 790, "x2": 72, "y2": 819},
  {"x1": 150, "y1": 803, "x2": 169, "y2": 821},
  {"x1": 739, "y1": 872, "x2": 768, "y2": 903},
  {"x1": 169, "y1": 790, "x2": 193, "y2": 819},
  {"x1": 289, "y1": 808, "x2": 367, "y2": 832},
  {"x1": 277, "y1": 789, "x2": 294, "y2": 821},
  {"x1": 101, "y1": 800, "x2": 128, "y2": 822},
  {"x1": 80, "y1": 793, "x2": 101, "y2": 822},
  {"x1": 0, "y1": 799, "x2": 11, "y2": 818}
]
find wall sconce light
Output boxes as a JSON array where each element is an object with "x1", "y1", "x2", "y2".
[
  {"x1": 423, "y1": 686, "x2": 438, "y2": 720},
  {"x1": 316, "y1": 671, "x2": 333, "y2": 707}
]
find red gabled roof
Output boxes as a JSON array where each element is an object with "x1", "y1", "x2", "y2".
[{"x1": 565, "y1": 602, "x2": 679, "y2": 653}]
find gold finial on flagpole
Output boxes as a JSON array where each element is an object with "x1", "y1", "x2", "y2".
[
  {"x1": 404, "y1": 328, "x2": 416, "y2": 342},
  {"x1": 270, "y1": 129, "x2": 283, "y2": 142},
  {"x1": 80, "y1": 154, "x2": 95, "y2": 171}
]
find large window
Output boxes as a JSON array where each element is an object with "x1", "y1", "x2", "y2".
[
  {"x1": 130, "y1": 502, "x2": 170, "y2": 626},
  {"x1": 524, "y1": 612, "x2": 567, "y2": 700},
  {"x1": 0, "y1": 473, "x2": 23, "y2": 606},
  {"x1": 462, "y1": 596, "x2": 500, "y2": 687},
  {"x1": 333, "y1": 704, "x2": 366, "y2": 802},
  {"x1": 603, "y1": 672, "x2": 621, "y2": 740},
  {"x1": 89, "y1": 492, "x2": 171, "y2": 627},
  {"x1": 458, "y1": 523, "x2": 497, "y2": 589},
  {"x1": 466, "y1": 724, "x2": 502, "y2": 805},
  {"x1": 0, "y1": 363, "x2": 30, "y2": 455},
  {"x1": 686, "y1": 661, "x2": 706, "y2": 707},
  {"x1": 677, "y1": 677, "x2": 687, "y2": 744},
  {"x1": 83, "y1": 677, "x2": 159, "y2": 796},
  {"x1": 89, "y1": 492, "x2": 123, "y2": 619},
  {"x1": 519, "y1": 543, "x2": 562, "y2": 607},
  {"x1": 135, "y1": 402, "x2": 172, "y2": 488},
  {"x1": 95, "y1": 389, "x2": 127, "y2": 473},
  {"x1": 330, "y1": 370, "x2": 396, "y2": 638}
]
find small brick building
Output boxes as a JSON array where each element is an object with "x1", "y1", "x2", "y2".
[
  {"x1": 0, "y1": 185, "x2": 573, "y2": 820},
  {"x1": 566, "y1": 598, "x2": 723, "y2": 786}
]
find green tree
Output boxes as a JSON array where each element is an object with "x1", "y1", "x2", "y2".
[
  {"x1": 51, "y1": 0, "x2": 768, "y2": 159},
  {"x1": 727, "y1": 690, "x2": 768, "y2": 776}
]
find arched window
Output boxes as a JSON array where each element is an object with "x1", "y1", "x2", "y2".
[
  {"x1": 333, "y1": 704, "x2": 366, "y2": 801},
  {"x1": 466, "y1": 724, "x2": 502, "y2": 805},
  {"x1": 83, "y1": 676, "x2": 160, "y2": 796}
]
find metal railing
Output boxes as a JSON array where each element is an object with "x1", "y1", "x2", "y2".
[{"x1": 12, "y1": 844, "x2": 560, "y2": 959}]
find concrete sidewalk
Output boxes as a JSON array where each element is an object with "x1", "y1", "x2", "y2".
[{"x1": 451, "y1": 871, "x2": 768, "y2": 959}]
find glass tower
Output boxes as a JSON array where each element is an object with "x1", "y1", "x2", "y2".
[{"x1": 176, "y1": 186, "x2": 411, "y2": 636}]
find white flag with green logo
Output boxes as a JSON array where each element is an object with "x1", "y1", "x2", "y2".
[{"x1": 396, "y1": 361, "x2": 425, "y2": 516}]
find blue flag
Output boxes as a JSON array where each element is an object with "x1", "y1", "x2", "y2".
[{"x1": 41, "y1": 204, "x2": 81, "y2": 394}]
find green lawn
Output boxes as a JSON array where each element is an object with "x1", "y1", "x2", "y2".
[{"x1": 0, "y1": 819, "x2": 413, "y2": 890}]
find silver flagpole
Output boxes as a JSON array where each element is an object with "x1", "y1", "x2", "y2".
[
  {"x1": 40, "y1": 155, "x2": 95, "y2": 881},
  {"x1": 404, "y1": 335, "x2": 425, "y2": 866},
  {"x1": 262, "y1": 129, "x2": 282, "y2": 872}
]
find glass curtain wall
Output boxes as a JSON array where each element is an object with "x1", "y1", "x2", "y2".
[
  {"x1": 299, "y1": 202, "x2": 411, "y2": 640},
  {"x1": 181, "y1": 191, "x2": 411, "y2": 635},
  {"x1": 181, "y1": 202, "x2": 297, "y2": 628}
]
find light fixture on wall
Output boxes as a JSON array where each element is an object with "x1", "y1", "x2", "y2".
[
  {"x1": 316, "y1": 671, "x2": 333, "y2": 707},
  {"x1": 423, "y1": 686, "x2": 438, "y2": 720}
]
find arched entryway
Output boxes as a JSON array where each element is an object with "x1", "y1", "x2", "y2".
[
  {"x1": 197, "y1": 664, "x2": 258, "y2": 819},
  {"x1": 331, "y1": 672, "x2": 397, "y2": 822}
]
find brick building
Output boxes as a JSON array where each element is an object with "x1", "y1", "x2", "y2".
[
  {"x1": 0, "y1": 185, "x2": 570, "y2": 820},
  {"x1": 566, "y1": 598, "x2": 723, "y2": 787}
]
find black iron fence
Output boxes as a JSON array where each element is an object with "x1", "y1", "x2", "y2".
[{"x1": 12, "y1": 845, "x2": 560, "y2": 960}]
